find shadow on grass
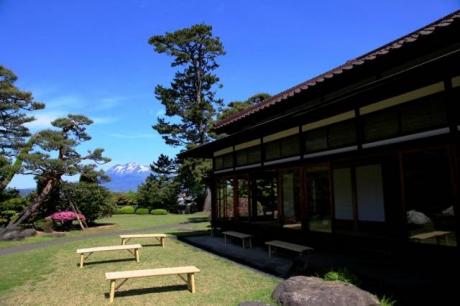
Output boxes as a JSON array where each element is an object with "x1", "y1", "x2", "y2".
[
  {"x1": 77, "y1": 257, "x2": 136, "y2": 267},
  {"x1": 139, "y1": 243, "x2": 163, "y2": 248},
  {"x1": 185, "y1": 217, "x2": 209, "y2": 223},
  {"x1": 166, "y1": 229, "x2": 211, "y2": 238},
  {"x1": 104, "y1": 284, "x2": 189, "y2": 299}
]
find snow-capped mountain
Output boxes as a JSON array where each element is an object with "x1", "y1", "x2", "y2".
[
  {"x1": 103, "y1": 162, "x2": 151, "y2": 192},
  {"x1": 110, "y1": 163, "x2": 150, "y2": 175}
]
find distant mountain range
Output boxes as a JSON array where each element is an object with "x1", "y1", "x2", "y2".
[{"x1": 103, "y1": 162, "x2": 151, "y2": 192}]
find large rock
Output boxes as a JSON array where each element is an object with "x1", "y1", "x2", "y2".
[
  {"x1": 272, "y1": 276, "x2": 379, "y2": 306},
  {"x1": 0, "y1": 228, "x2": 37, "y2": 240},
  {"x1": 18, "y1": 228, "x2": 37, "y2": 238}
]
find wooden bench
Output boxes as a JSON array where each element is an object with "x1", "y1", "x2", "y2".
[
  {"x1": 120, "y1": 233, "x2": 167, "y2": 247},
  {"x1": 76, "y1": 244, "x2": 142, "y2": 268},
  {"x1": 265, "y1": 240, "x2": 313, "y2": 258},
  {"x1": 410, "y1": 230, "x2": 451, "y2": 245},
  {"x1": 105, "y1": 266, "x2": 200, "y2": 303},
  {"x1": 222, "y1": 231, "x2": 253, "y2": 248}
]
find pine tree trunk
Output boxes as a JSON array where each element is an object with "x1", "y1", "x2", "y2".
[{"x1": 6, "y1": 178, "x2": 56, "y2": 230}]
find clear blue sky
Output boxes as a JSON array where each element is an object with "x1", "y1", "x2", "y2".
[{"x1": 1, "y1": 0, "x2": 458, "y2": 188}]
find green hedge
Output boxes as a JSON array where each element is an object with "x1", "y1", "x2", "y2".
[
  {"x1": 116, "y1": 206, "x2": 135, "y2": 214},
  {"x1": 135, "y1": 208, "x2": 150, "y2": 215},
  {"x1": 151, "y1": 209, "x2": 168, "y2": 215}
]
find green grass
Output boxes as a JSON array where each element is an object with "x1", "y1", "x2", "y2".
[
  {"x1": 0, "y1": 214, "x2": 278, "y2": 305},
  {"x1": 0, "y1": 212, "x2": 209, "y2": 249}
]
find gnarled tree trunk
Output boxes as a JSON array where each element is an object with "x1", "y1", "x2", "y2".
[{"x1": 5, "y1": 178, "x2": 57, "y2": 230}]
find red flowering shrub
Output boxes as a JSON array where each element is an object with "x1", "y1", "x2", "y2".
[{"x1": 49, "y1": 211, "x2": 86, "y2": 222}]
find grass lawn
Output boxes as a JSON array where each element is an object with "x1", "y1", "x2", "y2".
[
  {"x1": 0, "y1": 214, "x2": 279, "y2": 305},
  {"x1": 0, "y1": 212, "x2": 210, "y2": 250}
]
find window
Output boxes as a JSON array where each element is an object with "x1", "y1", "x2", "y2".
[
  {"x1": 304, "y1": 120, "x2": 356, "y2": 153},
  {"x1": 356, "y1": 165, "x2": 385, "y2": 222},
  {"x1": 236, "y1": 146, "x2": 261, "y2": 167},
  {"x1": 333, "y1": 168, "x2": 354, "y2": 220},
  {"x1": 225, "y1": 179, "x2": 234, "y2": 218},
  {"x1": 214, "y1": 157, "x2": 224, "y2": 170},
  {"x1": 304, "y1": 128, "x2": 328, "y2": 153},
  {"x1": 215, "y1": 153, "x2": 233, "y2": 170},
  {"x1": 264, "y1": 135, "x2": 300, "y2": 161},
  {"x1": 216, "y1": 179, "x2": 234, "y2": 219},
  {"x1": 400, "y1": 96, "x2": 447, "y2": 134},
  {"x1": 403, "y1": 149, "x2": 456, "y2": 247},
  {"x1": 281, "y1": 171, "x2": 301, "y2": 229},
  {"x1": 237, "y1": 178, "x2": 250, "y2": 218},
  {"x1": 222, "y1": 153, "x2": 233, "y2": 169},
  {"x1": 253, "y1": 173, "x2": 278, "y2": 220},
  {"x1": 363, "y1": 109, "x2": 399, "y2": 142},
  {"x1": 306, "y1": 168, "x2": 332, "y2": 233},
  {"x1": 362, "y1": 93, "x2": 448, "y2": 143},
  {"x1": 328, "y1": 120, "x2": 357, "y2": 149}
]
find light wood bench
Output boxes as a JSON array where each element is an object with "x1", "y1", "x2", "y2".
[
  {"x1": 265, "y1": 240, "x2": 313, "y2": 258},
  {"x1": 410, "y1": 230, "x2": 451, "y2": 244},
  {"x1": 120, "y1": 233, "x2": 167, "y2": 247},
  {"x1": 76, "y1": 244, "x2": 142, "y2": 268},
  {"x1": 105, "y1": 266, "x2": 200, "y2": 303},
  {"x1": 222, "y1": 231, "x2": 253, "y2": 248}
]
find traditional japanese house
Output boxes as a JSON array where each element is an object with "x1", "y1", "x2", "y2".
[{"x1": 181, "y1": 10, "x2": 460, "y2": 256}]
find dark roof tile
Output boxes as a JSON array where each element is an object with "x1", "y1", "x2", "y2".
[{"x1": 214, "y1": 10, "x2": 460, "y2": 130}]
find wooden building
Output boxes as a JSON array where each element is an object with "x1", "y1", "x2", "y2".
[{"x1": 182, "y1": 11, "x2": 460, "y2": 255}]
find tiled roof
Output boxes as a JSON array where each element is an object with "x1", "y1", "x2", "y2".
[{"x1": 214, "y1": 9, "x2": 460, "y2": 131}]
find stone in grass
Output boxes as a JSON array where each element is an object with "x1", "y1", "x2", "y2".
[
  {"x1": 238, "y1": 302, "x2": 272, "y2": 306},
  {"x1": 0, "y1": 228, "x2": 36, "y2": 240},
  {"x1": 272, "y1": 276, "x2": 380, "y2": 306}
]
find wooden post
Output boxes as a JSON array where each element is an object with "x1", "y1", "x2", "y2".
[
  {"x1": 80, "y1": 254, "x2": 84, "y2": 268},
  {"x1": 135, "y1": 248, "x2": 140, "y2": 262},
  {"x1": 188, "y1": 273, "x2": 196, "y2": 293},
  {"x1": 109, "y1": 280, "x2": 116, "y2": 303},
  {"x1": 268, "y1": 245, "x2": 272, "y2": 258},
  {"x1": 242, "y1": 239, "x2": 245, "y2": 248},
  {"x1": 249, "y1": 237, "x2": 252, "y2": 248},
  {"x1": 161, "y1": 237, "x2": 165, "y2": 248},
  {"x1": 121, "y1": 238, "x2": 125, "y2": 245}
]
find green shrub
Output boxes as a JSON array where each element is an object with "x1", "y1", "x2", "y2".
[
  {"x1": 0, "y1": 210, "x2": 17, "y2": 225},
  {"x1": 380, "y1": 296, "x2": 396, "y2": 306},
  {"x1": 151, "y1": 209, "x2": 168, "y2": 215},
  {"x1": 117, "y1": 206, "x2": 135, "y2": 214},
  {"x1": 135, "y1": 208, "x2": 150, "y2": 215},
  {"x1": 323, "y1": 268, "x2": 359, "y2": 285},
  {"x1": 34, "y1": 218, "x2": 54, "y2": 233}
]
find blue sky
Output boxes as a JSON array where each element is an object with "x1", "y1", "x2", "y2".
[{"x1": 1, "y1": 0, "x2": 458, "y2": 188}]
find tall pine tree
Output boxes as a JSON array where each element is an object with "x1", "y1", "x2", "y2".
[{"x1": 149, "y1": 24, "x2": 225, "y2": 147}]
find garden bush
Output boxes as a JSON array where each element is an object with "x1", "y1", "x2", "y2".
[
  {"x1": 117, "y1": 205, "x2": 135, "y2": 214},
  {"x1": 48, "y1": 211, "x2": 86, "y2": 230},
  {"x1": 323, "y1": 268, "x2": 359, "y2": 285},
  {"x1": 0, "y1": 210, "x2": 17, "y2": 224},
  {"x1": 34, "y1": 218, "x2": 54, "y2": 233},
  {"x1": 151, "y1": 209, "x2": 168, "y2": 215},
  {"x1": 135, "y1": 208, "x2": 150, "y2": 215}
]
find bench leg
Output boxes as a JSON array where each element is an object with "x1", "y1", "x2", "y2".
[
  {"x1": 187, "y1": 273, "x2": 196, "y2": 293},
  {"x1": 80, "y1": 254, "x2": 84, "y2": 268},
  {"x1": 249, "y1": 238, "x2": 252, "y2": 248},
  {"x1": 135, "y1": 248, "x2": 140, "y2": 262},
  {"x1": 109, "y1": 280, "x2": 116, "y2": 303},
  {"x1": 121, "y1": 238, "x2": 125, "y2": 245},
  {"x1": 242, "y1": 238, "x2": 245, "y2": 248},
  {"x1": 224, "y1": 235, "x2": 227, "y2": 246},
  {"x1": 268, "y1": 245, "x2": 272, "y2": 258},
  {"x1": 161, "y1": 237, "x2": 165, "y2": 248}
]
